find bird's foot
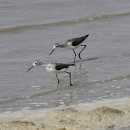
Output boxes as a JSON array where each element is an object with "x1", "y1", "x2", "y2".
[{"x1": 70, "y1": 83, "x2": 73, "y2": 86}]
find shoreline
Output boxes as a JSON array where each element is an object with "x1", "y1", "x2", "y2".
[{"x1": 0, "y1": 97, "x2": 130, "y2": 130}]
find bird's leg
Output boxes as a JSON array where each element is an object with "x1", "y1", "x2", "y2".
[
  {"x1": 56, "y1": 74, "x2": 60, "y2": 87},
  {"x1": 78, "y1": 45, "x2": 87, "y2": 59},
  {"x1": 72, "y1": 49, "x2": 76, "y2": 63},
  {"x1": 65, "y1": 72, "x2": 72, "y2": 86},
  {"x1": 79, "y1": 63, "x2": 82, "y2": 69}
]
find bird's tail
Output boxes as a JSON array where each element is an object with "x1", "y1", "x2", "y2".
[
  {"x1": 84, "y1": 34, "x2": 89, "y2": 39},
  {"x1": 69, "y1": 63, "x2": 76, "y2": 66},
  {"x1": 78, "y1": 34, "x2": 89, "y2": 43}
]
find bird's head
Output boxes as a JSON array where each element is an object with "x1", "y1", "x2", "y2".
[
  {"x1": 26, "y1": 60, "x2": 43, "y2": 72},
  {"x1": 54, "y1": 43, "x2": 60, "y2": 47},
  {"x1": 49, "y1": 43, "x2": 60, "y2": 55}
]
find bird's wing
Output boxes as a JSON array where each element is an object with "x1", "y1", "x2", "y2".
[
  {"x1": 55, "y1": 63, "x2": 75, "y2": 70},
  {"x1": 67, "y1": 34, "x2": 89, "y2": 46}
]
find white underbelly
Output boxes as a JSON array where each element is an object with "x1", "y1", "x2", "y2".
[
  {"x1": 46, "y1": 67, "x2": 67, "y2": 74},
  {"x1": 67, "y1": 42, "x2": 80, "y2": 49},
  {"x1": 67, "y1": 46, "x2": 77, "y2": 49}
]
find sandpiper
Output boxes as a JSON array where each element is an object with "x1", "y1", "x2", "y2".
[
  {"x1": 49, "y1": 34, "x2": 89, "y2": 62},
  {"x1": 27, "y1": 60, "x2": 75, "y2": 86}
]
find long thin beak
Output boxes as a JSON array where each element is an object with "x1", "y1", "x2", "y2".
[
  {"x1": 49, "y1": 48, "x2": 55, "y2": 55},
  {"x1": 26, "y1": 66, "x2": 34, "y2": 72}
]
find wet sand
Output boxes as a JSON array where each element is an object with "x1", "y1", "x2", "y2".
[{"x1": 0, "y1": 97, "x2": 130, "y2": 130}]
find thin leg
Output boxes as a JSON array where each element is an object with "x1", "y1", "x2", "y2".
[
  {"x1": 78, "y1": 45, "x2": 87, "y2": 59},
  {"x1": 72, "y1": 49, "x2": 76, "y2": 63},
  {"x1": 65, "y1": 72, "x2": 72, "y2": 86},
  {"x1": 79, "y1": 63, "x2": 82, "y2": 69},
  {"x1": 56, "y1": 74, "x2": 60, "y2": 86}
]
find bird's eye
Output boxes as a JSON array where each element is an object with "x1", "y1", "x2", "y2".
[
  {"x1": 53, "y1": 45, "x2": 56, "y2": 49},
  {"x1": 33, "y1": 62, "x2": 36, "y2": 66}
]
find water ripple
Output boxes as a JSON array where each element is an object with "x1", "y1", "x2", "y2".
[{"x1": 0, "y1": 11, "x2": 130, "y2": 34}]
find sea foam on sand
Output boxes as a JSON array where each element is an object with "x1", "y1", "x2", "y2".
[{"x1": 0, "y1": 97, "x2": 130, "y2": 130}]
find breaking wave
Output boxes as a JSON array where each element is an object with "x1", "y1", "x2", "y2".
[{"x1": 0, "y1": 11, "x2": 130, "y2": 34}]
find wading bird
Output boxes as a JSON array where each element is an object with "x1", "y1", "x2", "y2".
[
  {"x1": 27, "y1": 60, "x2": 75, "y2": 86},
  {"x1": 49, "y1": 34, "x2": 89, "y2": 62}
]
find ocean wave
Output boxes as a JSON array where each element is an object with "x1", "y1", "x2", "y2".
[{"x1": 0, "y1": 11, "x2": 130, "y2": 34}]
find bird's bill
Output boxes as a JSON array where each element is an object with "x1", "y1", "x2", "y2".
[
  {"x1": 49, "y1": 48, "x2": 55, "y2": 55},
  {"x1": 26, "y1": 66, "x2": 34, "y2": 72}
]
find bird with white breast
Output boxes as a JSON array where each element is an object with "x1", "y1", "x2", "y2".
[
  {"x1": 49, "y1": 34, "x2": 89, "y2": 62},
  {"x1": 27, "y1": 60, "x2": 75, "y2": 86}
]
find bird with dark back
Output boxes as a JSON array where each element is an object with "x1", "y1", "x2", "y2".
[
  {"x1": 27, "y1": 60, "x2": 75, "y2": 86},
  {"x1": 49, "y1": 34, "x2": 89, "y2": 62}
]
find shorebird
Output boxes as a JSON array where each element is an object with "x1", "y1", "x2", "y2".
[
  {"x1": 27, "y1": 60, "x2": 75, "y2": 86},
  {"x1": 49, "y1": 34, "x2": 89, "y2": 62}
]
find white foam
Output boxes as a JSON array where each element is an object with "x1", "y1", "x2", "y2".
[{"x1": 0, "y1": 97, "x2": 130, "y2": 130}]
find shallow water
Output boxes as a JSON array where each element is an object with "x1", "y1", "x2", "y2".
[{"x1": 0, "y1": 0, "x2": 130, "y2": 129}]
